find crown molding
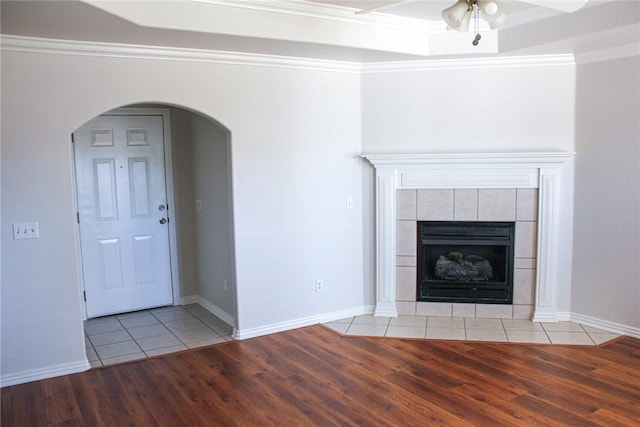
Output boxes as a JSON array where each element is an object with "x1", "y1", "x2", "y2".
[
  {"x1": 0, "y1": 35, "x2": 362, "y2": 73},
  {"x1": 1, "y1": 35, "x2": 578, "y2": 74},
  {"x1": 362, "y1": 54, "x2": 576, "y2": 73},
  {"x1": 575, "y1": 43, "x2": 640, "y2": 65}
]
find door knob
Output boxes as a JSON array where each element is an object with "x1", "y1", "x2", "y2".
[
  {"x1": 158, "y1": 204, "x2": 166, "y2": 211},
  {"x1": 159, "y1": 218, "x2": 167, "y2": 224}
]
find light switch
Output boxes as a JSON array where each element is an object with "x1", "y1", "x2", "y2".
[{"x1": 13, "y1": 222, "x2": 39, "y2": 240}]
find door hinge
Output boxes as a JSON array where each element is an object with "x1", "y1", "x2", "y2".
[
  {"x1": 71, "y1": 134, "x2": 75, "y2": 144},
  {"x1": 83, "y1": 291, "x2": 86, "y2": 302},
  {"x1": 76, "y1": 212, "x2": 80, "y2": 224}
]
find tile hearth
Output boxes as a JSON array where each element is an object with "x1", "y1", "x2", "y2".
[{"x1": 323, "y1": 315, "x2": 620, "y2": 346}]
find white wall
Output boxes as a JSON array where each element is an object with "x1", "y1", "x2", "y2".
[
  {"x1": 360, "y1": 60, "x2": 577, "y2": 314},
  {"x1": 362, "y1": 61, "x2": 576, "y2": 153},
  {"x1": 572, "y1": 54, "x2": 640, "y2": 329},
  {"x1": 0, "y1": 46, "x2": 364, "y2": 384}
]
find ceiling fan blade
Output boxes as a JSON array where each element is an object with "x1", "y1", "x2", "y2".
[
  {"x1": 355, "y1": 0, "x2": 419, "y2": 15},
  {"x1": 518, "y1": 0, "x2": 589, "y2": 13}
]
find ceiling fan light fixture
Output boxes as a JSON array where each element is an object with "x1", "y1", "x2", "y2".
[
  {"x1": 441, "y1": 0, "x2": 472, "y2": 29},
  {"x1": 479, "y1": 0, "x2": 506, "y2": 24}
]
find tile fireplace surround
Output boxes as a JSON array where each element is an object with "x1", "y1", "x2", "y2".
[{"x1": 363, "y1": 152, "x2": 575, "y2": 323}]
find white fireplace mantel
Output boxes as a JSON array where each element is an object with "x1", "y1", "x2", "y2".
[{"x1": 363, "y1": 152, "x2": 575, "y2": 322}]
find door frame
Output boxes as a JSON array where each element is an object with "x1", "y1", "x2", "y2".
[{"x1": 72, "y1": 107, "x2": 181, "y2": 319}]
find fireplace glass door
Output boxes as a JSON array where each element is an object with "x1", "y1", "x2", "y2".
[{"x1": 417, "y1": 221, "x2": 515, "y2": 304}]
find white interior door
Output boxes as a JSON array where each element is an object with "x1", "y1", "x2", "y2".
[{"x1": 74, "y1": 114, "x2": 173, "y2": 317}]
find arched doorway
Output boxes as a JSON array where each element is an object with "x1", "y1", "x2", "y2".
[{"x1": 74, "y1": 103, "x2": 237, "y2": 366}]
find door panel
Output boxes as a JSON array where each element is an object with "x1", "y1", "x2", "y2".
[{"x1": 74, "y1": 114, "x2": 173, "y2": 317}]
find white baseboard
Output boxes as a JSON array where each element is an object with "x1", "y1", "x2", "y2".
[
  {"x1": 1, "y1": 359, "x2": 91, "y2": 388},
  {"x1": 180, "y1": 295, "x2": 235, "y2": 327},
  {"x1": 570, "y1": 312, "x2": 640, "y2": 339},
  {"x1": 234, "y1": 306, "x2": 371, "y2": 340}
]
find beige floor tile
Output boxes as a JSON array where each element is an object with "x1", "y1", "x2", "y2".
[
  {"x1": 425, "y1": 327, "x2": 466, "y2": 340},
  {"x1": 506, "y1": 330, "x2": 550, "y2": 344},
  {"x1": 118, "y1": 313, "x2": 159, "y2": 329},
  {"x1": 346, "y1": 323, "x2": 388, "y2": 337},
  {"x1": 150, "y1": 305, "x2": 183, "y2": 314},
  {"x1": 101, "y1": 352, "x2": 147, "y2": 366},
  {"x1": 94, "y1": 340, "x2": 142, "y2": 359},
  {"x1": 428, "y1": 317, "x2": 464, "y2": 329},
  {"x1": 115, "y1": 310, "x2": 151, "y2": 320},
  {"x1": 89, "y1": 330, "x2": 132, "y2": 347},
  {"x1": 127, "y1": 323, "x2": 171, "y2": 339},
  {"x1": 385, "y1": 325, "x2": 426, "y2": 339},
  {"x1": 464, "y1": 318, "x2": 504, "y2": 330},
  {"x1": 173, "y1": 326, "x2": 220, "y2": 343},
  {"x1": 84, "y1": 318, "x2": 124, "y2": 336},
  {"x1": 389, "y1": 316, "x2": 427, "y2": 327},
  {"x1": 153, "y1": 309, "x2": 195, "y2": 323},
  {"x1": 185, "y1": 336, "x2": 227, "y2": 349},
  {"x1": 323, "y1": 322, "x2": 350, "y2": 334},
  {"x1": 184, "y1": 305, "x2": 214, "y2": 318},
  {"x1": 502, "y1": 319, "x2": 543, "y2": 331},
  {"x1": 352, "y1": 315, "x2": 391, "y2": 326},
  {"x1": 163, "y1": 317, "x2": 207, "y2": 333},
  {"x1": 85, "y1": 346, "x2": 99, "y2": 362},
  {"x1": 199, "y1": 315, "x2": 227, "y2": 328},
  {"x1": 89, "y1": 359, "x2": 103, "y2": 368},
  {"x1": 466, "y1": 329, "x2": 508, "y2": 342},
  {"x1": 588, "y1": 333, "x2": 620, "y2": 345},
  {"x1": 541, "y1": 322, "x2": 585, "y2": 332},
  {"x1": 136, "y1": 333, "x2": 183, "y2": 351},
  {"x1": 145, "y1": 344, "x2": 188, "y2": 357},
  {"x1": 581, "y1": 325, "x2": 609, "y2": 333},
  {"x1": 546, "y1": 332, "x2": 594, "y2": 345}
]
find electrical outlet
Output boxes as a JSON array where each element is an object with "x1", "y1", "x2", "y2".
[
  {"x1": 315, "y1": 279, "x2": 324, "y2": 292},
  {"x1": 346, "y1": 197, "x2": 353, "y2": 210},
  {"x1": 13, "y1": 222, "x2": 39, "y2": 240}
]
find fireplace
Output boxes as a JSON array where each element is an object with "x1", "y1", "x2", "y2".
[
  {"x1": 363, "y1": 152, "x2": 574, "y2": 321},
  {"x1": 417, "y1": 221, "x2": 515, "y2": 304}
]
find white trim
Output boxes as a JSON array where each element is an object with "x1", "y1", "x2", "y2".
[
  {"x1": 575, "y1": 43, "x2": 640, "y2": 65},
  {"x1": 0, "y1": 35, "x2": 361, "y2": 74},
  {"x1": 233, "y1": 306, "x2": 371, "y2": 340},
  {"x1": 362, "y1": 152, "x2": 575, "y2": 320},
  {"x1": 1, "y1": 35, "x2": 579, "y2": 74},
  {"x1": 363, "y1": 54, "x2": 575, "y2": 73},
  {"x1": 571, "y1": 312, "x2": 640, "y2": 339},
  {"x1": 0, "y1": 360, "x2": 90, "y2": 388}
]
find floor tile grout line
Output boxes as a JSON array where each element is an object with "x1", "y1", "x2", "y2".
[{"x1": 86, "y1": 305, "x2": 231, "y2": 365}]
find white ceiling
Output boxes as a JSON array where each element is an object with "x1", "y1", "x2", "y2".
[{"x1": 1, "y1": 0, "x2": 638, "y2": 62}]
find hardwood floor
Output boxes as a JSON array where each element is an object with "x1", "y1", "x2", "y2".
[{"x1": 2, "y1": 325, "x2": 639, "y2": 426}]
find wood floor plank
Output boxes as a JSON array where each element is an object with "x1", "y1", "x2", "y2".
[{"x1": 2, "y1": 325, "x2": 639, "y2": 426}]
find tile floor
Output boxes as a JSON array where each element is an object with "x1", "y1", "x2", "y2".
[
  {"x1": 84, "y1": 304, "x2": 234, "y2": 368},
  {"x1": 323, "y1": 315, "x2": 621, "y2": 346}
]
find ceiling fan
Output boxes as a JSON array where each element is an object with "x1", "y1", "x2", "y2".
[{"x1": 355, "y1": 0, "x2": 589, "y2": 45}]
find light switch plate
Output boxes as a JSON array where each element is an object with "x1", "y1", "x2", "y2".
[{"x1": 13, "y1": 222, "x2": 39, "y2": 240}]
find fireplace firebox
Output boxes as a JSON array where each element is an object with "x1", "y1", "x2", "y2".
[{"x1": 417, "y1": 221, "x2": 515, "y2": 304}]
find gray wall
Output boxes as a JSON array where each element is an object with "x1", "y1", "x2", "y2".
[
  {"x1": 572, "y1": 55, "x2": 640, "y2": 328},
  {"x1": 169, "y1": 107, "x2": 235, "y2": 316},
  {"x1": 191, "y1": 113, "x2": 235, "y2": 316}
]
